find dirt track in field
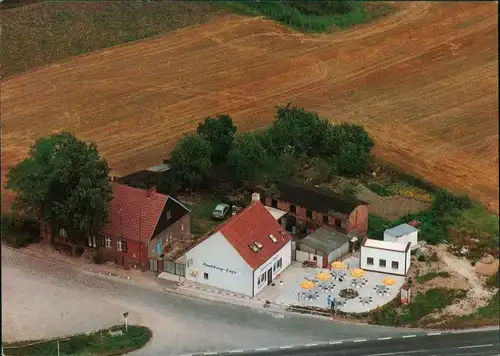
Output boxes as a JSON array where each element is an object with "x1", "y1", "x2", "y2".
[{"x1": 1, "y1": 2, "x2": 498, "y2": 213}]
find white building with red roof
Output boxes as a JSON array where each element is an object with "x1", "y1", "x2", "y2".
[{"x1": 184, "y1": 199, "x2": 293, "y2": 297}]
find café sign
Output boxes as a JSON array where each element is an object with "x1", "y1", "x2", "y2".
[{"x1": 202, "y1": 262, "x2": 237, "y2": 275}]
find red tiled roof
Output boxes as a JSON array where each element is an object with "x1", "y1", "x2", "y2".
[
  {"x1": 218, "y1": 201, "x2": 291, "y2": 270},
  {"x1": 102, "y1": 183, "x2": 168, "y2": 243}
]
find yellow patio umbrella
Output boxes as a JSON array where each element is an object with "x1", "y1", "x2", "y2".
[
  {"x1": 300, "y1": 280, "x2": 315, "y2": 290},
  {"x1": 350, "y1": 268, "x2": 365, "y2": 278},
  {"x1": 382, "y1": 277, "x2": 396, "y2": 286},
  {"x1": 315, "y1": 271, "x2": 331, "y2": 281},
  {"x1": 331, "y1": 261, "x2": 346, "y2": 270}
]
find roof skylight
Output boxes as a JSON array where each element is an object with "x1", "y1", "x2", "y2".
[
  {"x1": 268, "y1": 234, "x2": 278, "y2": 243},
  {"x1": 253, "y1": 241, "x2": 263, "y2": 250},
  {"x1": 249, "y1": 244, "x2": 259, "y2": 253}
]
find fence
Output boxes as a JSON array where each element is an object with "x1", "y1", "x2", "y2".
[{"x1": 162, "y1": 261, "x2": 186, "y2": 277}]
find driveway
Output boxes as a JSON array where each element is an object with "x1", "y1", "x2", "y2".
[{"x1": 2, "y1": 246, "x2": 419, "y2": 355}]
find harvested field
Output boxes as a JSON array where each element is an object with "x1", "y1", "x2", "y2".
[{"x1": 1, "y1": 2, "x2": 498, "y2": 213}]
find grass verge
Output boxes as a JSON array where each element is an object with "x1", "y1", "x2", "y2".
[
  {"x1": 3, "y1": 325, "x2": 152, "y2": 356},
  {"x1": 416, "y1": 271, "x2": 450, "y2": 284},
  {"x1": 0, "y1": 1, "x2": 227, "y2": 78},
  {"x1": 223, "y1": 1, "x2": 394, "y2": 33},
  {"x1": 369, "y1": 289, "x2": 467, "y2": 327},
  {"x1": 187, "y1": 198, "x2": 224, "y2": 237}
]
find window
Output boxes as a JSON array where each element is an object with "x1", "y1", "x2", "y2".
[
  {"x1": 323, "y1": 215, "x2": 329, "y2": 224},
  {"x1": 367, "y1": 257, "x2": 374, "y2": 266},
  {"x1": 181, "y1": 224, "x2": 184, "y2": 231},
  {"x1": 166, "y1": 210, "x2": 172, "y2": 220},
  {"x1": 306, "y1": 210, "x2": 313, "y2": 219},
  {"x1": 258, "y1": 272, "x2": 266, "y2": 285},
  {"x1": 253, "y1": 241, "x2": 263, "y2": 250},
  {"x1": 59, "y1": 228, "x2": 67, "y2": 237},
  {"x1": 98, "y1": 236, "x2": 105, "y2": 247},
  {"x1": 122, "y1": 241, "x2": 128, "y2": 253},
  {"x1": 204, "y1": 273, "x2": 209, "y2": 280},
  {"x1": 117, "y1": 239, "x2": 123, "y2": 252},
  {"x1": 249, "y1": 244, "x2": 259, "y2": 253},
  {"x1": 379, "y1": 259, "x2": 387, "y2": 268},
  {"x1": 290, "y1": 205, "x2": 296, "y2": 214},
  {"x1": 271, "y1": 199, "x2": 278, "y2": 208},
  {"x1": 392, "y1": 261, "x2": 399, "y2": 269},
  {"x1": 268, "y1": 234, "x2": 278, "y2": 243},
  {"x1": 105, "y1": 237, "x2": 112, "y2": 248},
  {"x1": 313, "y1": 255, "x2": 317, "y2": 261},
  {"x1": 87, "y1": 236, "x2": 97, "y2": 248},
  {"x1": 273, "y1": 257, "x2": 283, "y2": 272},
  {"x1": 187, "y1": 259, "x2": 193, "y2": 267}
]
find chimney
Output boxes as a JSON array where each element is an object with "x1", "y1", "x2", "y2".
[
  {"x1": 147, "y1": 185, "x2": 156, "y2": 199},
  {"x1": 252, "y1": 192, "x2": 260, "y2": 202}
]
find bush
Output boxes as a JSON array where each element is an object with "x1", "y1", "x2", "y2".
[
  {"x1": 1, "y1": 213, "x2": 40, "y2": 248},
  {"x1": 341, "y1": 183, "x2": 359, "y2": 197},
  {"x1": 417, "y1": 254, "x2": 426, "y2": 262},
  {"x1": 92, "y1": 251, "x2": 105, "y2": 264},
  {"x1": 367, "y1": 183, "x2": 392, "y2": 197}
]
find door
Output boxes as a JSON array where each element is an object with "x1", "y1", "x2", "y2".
[{"x1": 267, "y1": 268, "x2": 273, "y2": 285}]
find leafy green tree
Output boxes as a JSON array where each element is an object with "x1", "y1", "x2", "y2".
[
  {"x1": 267, "y1": 104, "x2": 329, "y2": 157},
  {"x1": 226, "y1": 132, "x2": 269, "y2": 187},
  {"x1": 196, "y1": 114, "x2": 237, "y2": 163},
  {"x1": 6, "y1": 132, "x2": 113, "y2": 249},
  {"x1": 170, "y1": 134, "x2": 212, "y2": 190},
  {"x1": 321, "y1": 123, "x2": 374, "y2": 175}
]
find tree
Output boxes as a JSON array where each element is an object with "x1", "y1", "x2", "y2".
[
  {"x1": 267, "y1": 104, "x2": 329, "y2": 157},
  {"x1": 169, "y1": 134, "x2": 212, "y2": 190},
  {"x1": 320, "y1": 123, "x2": 374, "y2": 175},
  {"x1": 6, "y1": 132, "x2": 113, "y2": 250},
  {"x1": 196, "y1": 114, "x2": 237, "y2": 163},
  {"x1": 226, "y1": 133, "x2": 270, "y2": 187}
]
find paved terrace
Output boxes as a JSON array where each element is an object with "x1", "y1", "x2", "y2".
[{"x1": 258, "y1": 260, "x2": 405, "y2": 313}]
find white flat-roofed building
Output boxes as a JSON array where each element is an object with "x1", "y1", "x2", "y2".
[
  {"x1": 384, "y1": 223, "x2": 419, "y2": 249},
  {"x1": 360, "y1": 238, "x2": 411, "y2": 276}
]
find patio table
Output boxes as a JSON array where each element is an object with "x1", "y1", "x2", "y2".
[
  {"x1": 359, "y1": 296, "x2": 373, "y2": 305},
  {"x1": 374, "y1": 285, "x2": 390, "y2": 296}
]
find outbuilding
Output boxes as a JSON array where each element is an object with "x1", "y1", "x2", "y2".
[
  {"x1": 360, "y1": 238, "x2": 411, "y2": 276},
  {"x1": 184, "y1": 201, "x2": 292, "y2": 297},
  {"x1": 384, "y1": 223, "x2": 419, "y2": 249},
  {"x1": 295, "y1": 226, "x2": 351, "y2": 268}
]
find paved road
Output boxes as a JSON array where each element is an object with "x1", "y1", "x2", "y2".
[
  {"x1": 190, "y1": 330, "x2": 500, "y2": 356},
  {"x1": 1, "y1": 247, "x2": 422, "y2": 356}
]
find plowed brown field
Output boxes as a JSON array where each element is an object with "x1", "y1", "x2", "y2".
[{"x1": 1, "y1": 2, "x2": 498, "y2": 213}]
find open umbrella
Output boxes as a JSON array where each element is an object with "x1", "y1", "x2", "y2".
[
  {"x1": 300, "y1": 280, "x2": 315, "y2": 290},
  {"x1": 331, "y1": 261, "x2": 346, "y2": 270},
  {"x1": 315, "y1": 271, "x2": 331, "y2": 281},
  {"x1": 350, "y1": 268, "x2": 365, "y2": 278},
  {"x1": 382, "y1": 277, "x2": 396, "y2": 286}
]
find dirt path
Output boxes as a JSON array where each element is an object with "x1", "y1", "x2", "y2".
[
  {"x1": 1, "y1": 2, "x2": 497, "y2": 213},
  {"x1": 434, "y1": 245, "x2": 494, "y2": 316}
]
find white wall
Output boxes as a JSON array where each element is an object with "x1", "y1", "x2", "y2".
[
  {"x1": 295, "y1": 250, "x2": 323, "y2": 267},
  {"x1": 384, "y1": 231, "x2": 418, "y2": 249},
  {"x1": 253, "y1": 241, "x2": 292, "y2": 296},
  {"x1": 360, "y1": 246, "x2": 409, "y2": 276},
  {"x1": 184, "y1": 231, "x2": 253, "y2": 296},
  {"x1": 405, "y1": 248, "x2": 411, "y2": 274},
  {"x1": 327, "y1": 242, "x2": 349, "y2": 263}
]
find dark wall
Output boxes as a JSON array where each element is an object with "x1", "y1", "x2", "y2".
[{"x1": 153, "y1": 197, "x2": 188, "y2": 236}]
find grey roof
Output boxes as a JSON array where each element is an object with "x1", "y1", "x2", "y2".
[
  {"x1": 146, "y1": 164, "x2": 170, "y2": 172},
  {"x1": 385, "y1": 223, "x2": 418, "y2": 238},
  {"x1": 300, "y1": 226, "x2": 351, "y2": 254}
]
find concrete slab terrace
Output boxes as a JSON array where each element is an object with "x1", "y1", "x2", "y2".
[{"x1": 258, "y1": 262, "x2": 405, "y2": 313}]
